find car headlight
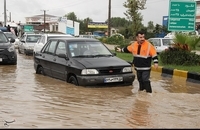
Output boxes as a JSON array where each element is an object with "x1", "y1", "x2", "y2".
[
  {"x1": 8, "y1": 46, "x2": 15, "y2": 52},
  {"x1": 122, "y1": 67, "x2": 132, "y2": 73},
  {"x1": 81, "y1": 69, "x2": 99, "y2": 75}
]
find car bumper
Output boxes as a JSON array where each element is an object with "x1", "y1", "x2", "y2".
[
  {"x1": 0, "y1": 51, "x2": 17, "y2": 64},
  {"x1": 25, "y1": 49, "x2": 33, "y2": 54},
  {"x1": 76, "y1": 73, "x2": 135, "y2": 87}
]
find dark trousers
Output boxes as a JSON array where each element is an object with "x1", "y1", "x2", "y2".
[{"x1": 136, "y1": 70, "x2": 152, "y2": 93}]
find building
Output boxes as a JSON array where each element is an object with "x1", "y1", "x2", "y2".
[{"x1": 25, "y1": 14, "x2": 80, "y2": 36}]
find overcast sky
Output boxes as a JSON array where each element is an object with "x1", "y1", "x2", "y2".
[{"x1": 0, "y1": 0, "x2": 169, "y2": 26}]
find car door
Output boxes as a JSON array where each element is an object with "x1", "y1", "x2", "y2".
[
  {"x1": 40, "y1": 40, "x2": 58, "y2": 77},
  {"x1": 51, "y1": 40, "x2": 68, "y2": 80},
  {"x1": 18, "y1": 34, "x2": 26, "y2": 53}
]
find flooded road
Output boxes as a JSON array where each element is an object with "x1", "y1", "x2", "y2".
[{"x1": 0, "y1": 52, "x2": 200, "y2": 128}]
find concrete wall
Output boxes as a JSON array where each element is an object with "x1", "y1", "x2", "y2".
[{"x1": 57, "y1": 20, "x2": 79, "y2": 36}]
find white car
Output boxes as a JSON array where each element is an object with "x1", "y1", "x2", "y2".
[
  {"x1": 18, "y1": 34, "x2": 42, "y2": 55},
  {"x1": 148, "y1": 38, "x2": 175, "y2": 54},
  {"x1": 33, "y1": 33, "x2": 74, "y2": 55}
]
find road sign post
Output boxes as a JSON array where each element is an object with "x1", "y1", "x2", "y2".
[{"x1": 168, "y1": 0, "x2": 196, "y2": 31}]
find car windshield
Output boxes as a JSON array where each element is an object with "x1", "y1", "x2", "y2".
[
  {"x1": 4, "y1": 32, "x2": 17, "y2": 39},
  {"x1": 26, "y1": 35, "x2": 41, "y2": 43},
  {"x1": 162, "y1": 39, "x2": 174, "y2": 46},
  {"x1": 68, "y1": 41, "x2": 112, "y2": 57},
  {"x1": 0, "y1": 33, "x2": 9, "y2": 43}
]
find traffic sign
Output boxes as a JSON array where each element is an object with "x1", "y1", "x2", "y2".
[
  {"x1": 168, "y1": 0, "x2": 196, "y2": 31},
  {"x1": 24, "y1": 25, "x2": 34, "y2": 32}
]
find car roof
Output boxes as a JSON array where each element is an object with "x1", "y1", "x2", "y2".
[
  {"x1": 42, "y1": 33, "x2": 73, "y2": 37},
  {"x1": 48, "y1": 37, "x2": 99, "y2": 41},
  {"x1": 148, "y1": 37, "x2": 172, "y2": 39}
]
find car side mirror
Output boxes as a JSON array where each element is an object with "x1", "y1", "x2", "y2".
[
  {"x1": 9, "y1": 38, "x2": 15, "y2": 43},
  {"x1": 58, "y1": 53, "x2": 69, "y2": 60},
  {"x1": 112, "y1": 52, "x2": 116, "y2": 56}
]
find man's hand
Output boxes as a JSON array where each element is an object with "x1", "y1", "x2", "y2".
[
  {"x1": 116, "y1": 47, "x2": 121, "y2": 52},
  {"x1": 154, "y1": 63, "x2": 158, "y2": 69}
]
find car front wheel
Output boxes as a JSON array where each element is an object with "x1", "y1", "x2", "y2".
[
  {"x1": 68, "y1": 76, "x2": 78, "y2": 86},
  {"x1": 36, "y1": 66, "x2": 45, "y2": 75}
]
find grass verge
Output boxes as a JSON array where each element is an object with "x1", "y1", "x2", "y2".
[{"x1": 113, "y1": 51, "x2": 200, "y2": 74}]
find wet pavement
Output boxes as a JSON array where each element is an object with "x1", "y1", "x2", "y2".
[{"x1": 0, "y1": 52, "x2": 200, "y2": 128}]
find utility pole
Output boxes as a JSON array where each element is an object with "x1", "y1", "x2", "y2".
[
  {"x1": 9, "y1": 12, "x2": 11, "y2": 22},
  {"x1": 108, "y1": 0, "x2": 111, "y2": 37},
  {"x1": 41, "y1": 10, "x2": 48, "y2": 33},
  {"x1": 4, "y1": 0, "x2": 7, "y2": 26}
]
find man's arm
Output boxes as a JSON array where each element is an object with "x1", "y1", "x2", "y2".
[{"x1": 116, "y1": 46, "x2": 131, "y2": 53}]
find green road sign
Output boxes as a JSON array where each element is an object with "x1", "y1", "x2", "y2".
[
  {"x1": 168, "y1": 0, "x2": 196, "y2": 31},
  {"x1": 24, "y1": 25, "x2": 33, "y2": 32}
]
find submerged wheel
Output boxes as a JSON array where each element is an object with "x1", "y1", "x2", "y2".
[
  {"x1": 36, "y1": 66, "x2": 45, "y2": 75},
  {"x1": 68, "y1": 76, "x2": 78, "y2": 86},
  {"x1": 18, "y1": 48, "x2": 21, "y2": 54}
]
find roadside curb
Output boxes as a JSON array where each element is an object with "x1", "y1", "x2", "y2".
[{"x1": 151, "y1": 66, "x2": 200, "y2": 83}]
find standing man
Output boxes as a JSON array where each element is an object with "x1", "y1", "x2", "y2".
[{"x1": 116, "y1": 31, "x2": 158, "y2": 94}]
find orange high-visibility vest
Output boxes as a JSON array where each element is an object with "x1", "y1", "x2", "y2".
[{"x1": 127, "y1": 40, "x2": 158, "y2": 70}]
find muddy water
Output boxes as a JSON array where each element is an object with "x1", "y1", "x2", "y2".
[{"x1": 0, "y1": 53, "x2": 199, "y2": 128}]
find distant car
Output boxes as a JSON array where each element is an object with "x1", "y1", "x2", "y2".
[
  {"x1": 4, "y1": 32, "x2": 20, "y2": 49},
  {"x1": 79, "y1": 35, "x2": 96, "y2": 39},
  {"x1": 0, "y1": 27, "x2": 9, "y2": 32},
  {"x1": 18, "y1": 34, "x2": 42, "y2": 55},
  {"x1": 33, "y1": 33, "x2": 74, "y2": 56},
  {"x1": 148, "y1": 38, "x2": 175, "y2": 54},
  {"x1": 34, "y1": 37, "x2": 135, "y2": 87},
  {"x1": 0, "y1": 31, "x2": 17, "y2": 65}
]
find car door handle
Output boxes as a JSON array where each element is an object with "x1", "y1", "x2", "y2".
[
  {"x1": 42, "y1": 55, "x2": 45, "y2": 58},
  {"x1": 53, "y1": 58, "x2": 56, "y2": 61}
]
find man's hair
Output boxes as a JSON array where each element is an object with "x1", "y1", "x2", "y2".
[{"x1": 135, "y1": 31, "x2": 145, "y2": 36}]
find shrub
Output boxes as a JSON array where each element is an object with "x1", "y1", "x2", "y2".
[{"x1": 159, "y1": 47, "x2": 200, "y2": 66}]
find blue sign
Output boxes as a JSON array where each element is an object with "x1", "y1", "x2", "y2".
[
  {"x1": 66, "y1": 27, "x2": 74, "y2": 35},
  {"x1": 162, "y1": 16, "x2": 168, "y2": 27}
]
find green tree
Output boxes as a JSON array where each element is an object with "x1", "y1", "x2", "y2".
[
  {"x1": 123, "y1": 0, "x2": 146, "y2": 38},
  {"x1": 64, "y1": 12, "x2": 77, "y2": 21},
  {"x1": 147, "y1": 21, "x2": 154, "y2": 33}
]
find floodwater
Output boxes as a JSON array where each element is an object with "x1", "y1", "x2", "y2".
[{"x1": 0, "y1": 52, "x2": 200, "y2": 128}]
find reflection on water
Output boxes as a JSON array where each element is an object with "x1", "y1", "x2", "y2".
[{"x1": 0, "y1": 53, "x2": 199, "y2": 128}]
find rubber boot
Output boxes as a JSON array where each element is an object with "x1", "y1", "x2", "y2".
[
  {"x1": 139, "y1": 81, "x2": 145, "y2": 91},
  {"x1": 144, "y1": 81, "x2": 152, "y2": 93}
]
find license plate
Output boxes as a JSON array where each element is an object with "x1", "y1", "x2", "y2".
[
  {"x1": 0, "y1": 58, "x2": 2, "y2": 62},
  {"x1": 104, "y1": 77, "x2": 123, "y2": 83}
]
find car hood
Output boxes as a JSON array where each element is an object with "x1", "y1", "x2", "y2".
[
  {"x1": 74, "y1": 56, "x2": 131, "y2": 68},
  {"x1": 26, "y1": 42, "x2": 36, "y2": 47},
  {"x1": 0, "y1": 42, "x2": 11, "y2": 48}
]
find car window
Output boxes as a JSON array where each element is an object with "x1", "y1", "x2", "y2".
[
  {"x1": 37, "y1": 35, "x2": 44, "y2": 43},
  {"x1": 55, "y1": 41, "x2": 66, "y2": 55},
  {"x1": 4, "y1": 33, "x2": 17, "y2": 39},
  {"x1": 0, "y1": 33, "x2": 9, "y2": 43},
  {"x1": 68, "y1": 41, "x2": 112, "y2": 57},
  {"x1": 44, "y1": 40, "x2": 57, "y2": 54},
  {"x1": 26, "y1": 35, "x2": 41, "y2": 43},
  {"x1": 162, "y1": 39, "x2": 174, "y2": 46},
  {"x1": 151, "y1": 39, "x2": 161, "y2": 46},
  {"x1": 21, "y1": 35, "x2": 26, "y2": 41}
]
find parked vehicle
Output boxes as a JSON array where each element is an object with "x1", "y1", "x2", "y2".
[
  {"x1": 148, "y1": 38, "x2": 175, "y2": 54},
  {"x1": 0, "y1": 27, "x2": 9, "y2": 32},
  {"x1": 34, "y1": 37, "x2": 135, "y2": 87},
  {"x1": 79, "y1": 35, "x2": 96, "y2": 39},
  {"x1": 18, "y1": 33, "x2": 42, "y2": 55},
  {"x1": 0, "y1": 31, "x2": 17, "y2": 65},
  {"x1": 4, "y1": 32, "x2": 20, "y2": 49},
  {"x1": 33, "y1": 33, "x2": 74, "y2": 56}
]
